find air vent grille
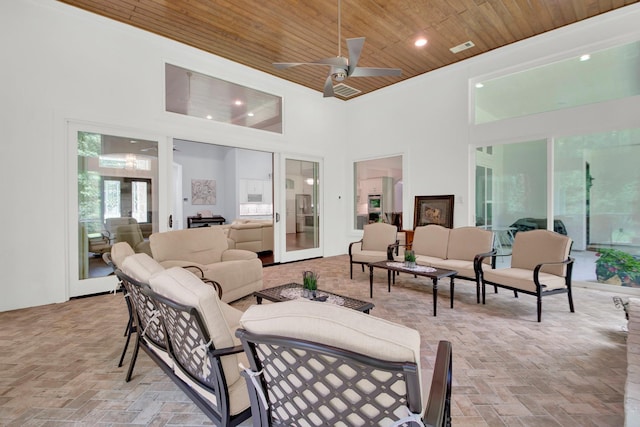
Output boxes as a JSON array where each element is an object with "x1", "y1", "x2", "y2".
[
  {"x1": 450, "y1": 40, "x2": 475, "y2": 53},
  {"x1": 333, "y1": 83, "x2": 361, "y2": 98}
]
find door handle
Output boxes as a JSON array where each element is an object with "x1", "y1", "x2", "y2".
[
  {"x1": 275, "y1": 212, "x2": 280, "y2": 223},
  {"x1": 169, "y1": 214, "x2": 173, "y2": 228}
]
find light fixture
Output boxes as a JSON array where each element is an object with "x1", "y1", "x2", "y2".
[
  {"x1": 305, "y1": 178, "x2": 314, "y2": 185},
  {"x1": 248, "y1": 112, "x2": 254, "y2": 117},
  {"x1": 206, "y1": 114, "x2": 213, "y2": 120},
  {"x1": 580, "y1": 54, "x2": 591, "y2": 61},
  {"x1": 332, "y1": 69, "x2": 347, "y2": 81},
  {"x1": 234, "y1": 100, "x2": 243, "y2": 106},
  {"x1": 414, "y1": 38, "x2": 427, "y2": 47},
  {"x1": 475, "y1": 82, "x2": 484, "y2": 88}
]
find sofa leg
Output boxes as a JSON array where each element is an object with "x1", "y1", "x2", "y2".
[
  {"x1": 475, "y1": 281, "x2": 480, "y2": 304},
  {"x1": 350, "y1": 263, "x2": 353, "y2": 280},
  {"x1": 494, "y1": 285, "x2": 498, "y2": 294},
  {"x1": 481, "y1": 282, "x2": 486, "y2": 304},
  {"x1": 513, "y1": 290, "x2": 518, "y2": 298}
]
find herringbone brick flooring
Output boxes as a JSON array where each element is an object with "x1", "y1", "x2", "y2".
[{"x1": 0, "y1": 255, "x2": 628, "y2": 426}]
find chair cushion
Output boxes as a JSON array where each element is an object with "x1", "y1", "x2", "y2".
[
  {"x1": 148, "y1": 267, "x2": 244, "y2": 386},
  {"x1": 121, "y1": 253, "x2": 164, "y2": 283},
  {"x1": 361, "y1": 223, "x2": 397, "y2": 251},
  {"x1": 483, "y1": 268, "x2": 567, "y2": 292},
  {"x1": 447, "y1": 227, "x2": 493, "y2": 262},
  {"x1": 150, "y1": 227, "x2": 229, "y2": 265},
  {"x1": 110, "y1": 242, "x2": 135, "y2": 268},
  {"x1": 412, "y1": 225, "x2": 450, "y2": 259},
  {"x1": 241, "y1": 299, "x2": 420, "y2": 365},
  {"x1": 510, "y1": 230, "x2": 572, "y2": 277}
]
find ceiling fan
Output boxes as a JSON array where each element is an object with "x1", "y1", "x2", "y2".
[{"x1": 273, "y1": 0, "x2": 402, "y2": 98}]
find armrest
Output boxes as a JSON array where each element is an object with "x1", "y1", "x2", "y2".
[
  {"x1": 222, "y1": 249, "x2": 258, "y2": 261},
  {"x1": 533, "y1": 257, "x2": 575, "y2": 289},
  {"x1": 423, "y1": 340, "x2": 452, "y2": 426},
  {"x1": 210, "y1": 344, "x2": 245, "y2": 358},
  {"x1": 474, "y1": 249, "x2": 498, "y2": 273},
  {"x1": 159, "y1": 260, "x2": 208, "y2": 271},
  {"x1": 387, "y1": 240, "x2": 400, "y2": 260},
  {"x1": 201, "y1": 278, "x2": 223, "y2": 299},
  {"x1": 348, "y1": 239, "x2": 363, "y2": 256}
]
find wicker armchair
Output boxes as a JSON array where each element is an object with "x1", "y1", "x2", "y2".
[{"x1": 236, "y1": 300, "x2": 452, "y2": 426}]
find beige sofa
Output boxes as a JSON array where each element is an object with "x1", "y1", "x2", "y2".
[
  {"x1": 399, "y1": 225, "x2": 495, "y2": 303},
  {"x1": 226, "y1": 219, "x2": 273, "y2": 253},
  {"x1": 149, "y1": 227, "x2": 263, "y2": 303}
]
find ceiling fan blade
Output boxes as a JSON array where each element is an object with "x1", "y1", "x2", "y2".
[
  {"x1": 274, "y1": 56, "x2": 347, "y2": 70},
  {"x1": 346, "y1": 37, "x2": 365, "y2": 75},
  {"x1": 323, "y1": 75, "x2": 335, "y2": 98},
  {"x1": 350, "y1": 67, "x2": 402, "y2": 78}
]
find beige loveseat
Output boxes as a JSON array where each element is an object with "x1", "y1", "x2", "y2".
[
  {"x1": 399, "y1": 225, "x2": 495, "y2": 303},
  {"x1": 149, "y1": 227, "x2": 263, "y2": 302},
  {"x1": 226, "y1": 219, "x2": 273, "y2": 253}
]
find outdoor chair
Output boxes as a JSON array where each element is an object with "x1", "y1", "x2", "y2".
[
  {"x1": 236, "y1": 300, "x2": 452, "y2": 426},
  {"x1": 476, "y1": 229, "x2": 575, "y2": 322},
  {"x1": 144, "y1": 267, "x2": 252, "y2": 426},
  {"x1": 349, "y1": 222, "x2": 398, "y2": 279}
]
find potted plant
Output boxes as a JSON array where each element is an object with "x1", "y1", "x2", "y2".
[
  {"x1": 404, "y1": 250, "x2": 416, "y2": 268},
  {"x1": 596, "y1": 248, "x2": 640, "y2": 287},
  {"x1": 302, "y1": 271, "x2": 319, "y2": 298}
]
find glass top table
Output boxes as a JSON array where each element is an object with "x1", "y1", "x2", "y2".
[{"x1": 253, "y1": 282, "x2": 374, "y2": 313}]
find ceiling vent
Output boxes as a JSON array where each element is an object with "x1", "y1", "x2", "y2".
[
  {"x1": 333, "y1": 83, "x2": 362, "y2": 98},
  {"x1": 450, "y1": 40, "x2": 475, "y2": 54}
]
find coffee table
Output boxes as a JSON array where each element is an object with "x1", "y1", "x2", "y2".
[
  {"x1": 253, "y1": 283, "x2": 374, "y2": 314},
  {"x1": 368, "y1": 261, "x2": 457, "y2": 316}
]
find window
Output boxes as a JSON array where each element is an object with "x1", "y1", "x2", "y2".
[
  {"x1": 474, "y1": 40, "x2": 640, "y2": 124},
  {"x1": 165, "y1": 63, "x2": 283, "y2": 133}
]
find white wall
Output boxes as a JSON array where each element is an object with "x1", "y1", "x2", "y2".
[
  {"x1": 2, "y1": 0, "x2": 640, "y2": 311},
  {"x1": 0, "y1": 0, "x2": 344, "y2": 311}
]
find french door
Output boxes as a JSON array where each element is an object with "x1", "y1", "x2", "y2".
[
  {"x1": 68, "y1": 122, "x2": 170, "y2": 297},
  {"x1": 278, "y1": 154, "x2": 323, "y2": 263}
]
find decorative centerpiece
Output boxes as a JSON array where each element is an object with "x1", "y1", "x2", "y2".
[
  {"x1": 302, "y1": 271, "x2": 319, "y2": 298},
  {"x1": 404, "y1": 250, "x2": 417, "y2": 268}
]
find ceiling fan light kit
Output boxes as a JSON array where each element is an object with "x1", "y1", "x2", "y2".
[{"x1": 273, "y1": 0, "x2": 401, "y2": 98}]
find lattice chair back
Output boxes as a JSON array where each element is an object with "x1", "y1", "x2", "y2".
[
  {"x1": 115, "y1": 269, "x2": 167, "y2": 354},
  {"x1": 141, "y1": 279, "x2": 251, "y2": 426},
  {"x1": 236, "y1": 300, "x2": 452, "y2": 427}
]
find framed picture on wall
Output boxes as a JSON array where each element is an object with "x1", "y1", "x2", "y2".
[{"x1": 413, "y1": 195, "x2": 454, "y2": 228}]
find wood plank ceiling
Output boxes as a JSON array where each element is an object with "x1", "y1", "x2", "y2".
[{"x1": 58, "y1": 0, "x2": 639, "y2": 100}]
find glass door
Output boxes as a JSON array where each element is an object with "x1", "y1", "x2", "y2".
[
  {"x1": 279, "y1": 155, "x2": 322, "y2": 262},
  {"x1": 69, "y1": 124, "x2": 165, "y2": 297}
]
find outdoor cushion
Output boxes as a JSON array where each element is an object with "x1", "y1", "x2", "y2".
[
  {"x1": 511, "y1": 229, "x2": 571, "y2": 277},
  {"x1": 110, "y1": 241, "x2": 135, "y2": 268},
  {"x1": 361, "y1": 222, "x2": 397, "y2": 251},
  {"x1": 412, "y1": 225, "x2": 449, "y2": 259},
  {"x1": 121, "y1": 253, "x2": 164, "y2": 283}
]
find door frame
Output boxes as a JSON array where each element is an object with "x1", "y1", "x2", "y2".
[
  {"x1": 66, "y1": 121, "x2": 171, "y2": 298},
  {"x1": 277, "y1": 153, "x2": 323, "y2": 263}
]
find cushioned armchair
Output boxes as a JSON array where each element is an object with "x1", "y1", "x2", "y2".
[
  {"x1": 349, "y1": 222, "x2": 398, "y2": 279},
  {"x1": 150, "y1": 227, "x2": 263, "y2": 302},
  {"x1": 236, "y1": 300, "x2": 452, "y2": 426},
  {"x1": 476, "y1": 229, "x2": 575, "y2": 322},
  {"x1": 115, "y1": 223, "x2": 152, "y2": 256}
]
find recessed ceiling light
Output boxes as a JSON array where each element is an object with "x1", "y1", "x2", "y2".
[
  {"x1": 475, "y1": 83, "x2": 484, "y2": 88},
  {"x1": 248, "y1": 112, "x2": 255, "y2": 117},
  {"x1": 234, "y1": 100, "x2": 243, "y2": 106},
  {"x1": 580, "y1": 54, "x2": 591, "y2": 61},
  {"x1": 206, "y1": 115, "x2": 213, "y2": 120},
  {"x1": 414, "y1": 38, "x2": 428, "y2": 47}
]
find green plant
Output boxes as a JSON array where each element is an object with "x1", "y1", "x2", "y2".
[
  {"x1": 596, "y1": 248, "x2": 640, "y2": 287},
  {"x1": 404, "y1": 250, "x2": 416, "y2": 263},
  {"x1": 303, "y1": 270, "x2": 318, "y2": 291}
]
